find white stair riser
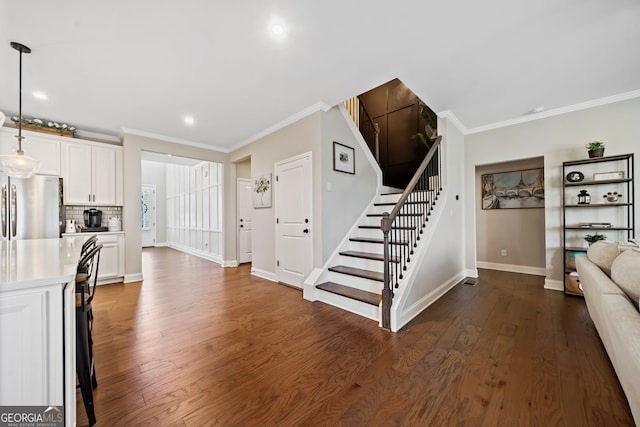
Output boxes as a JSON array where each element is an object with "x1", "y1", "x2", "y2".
[
  {"x1": 355, "y1": 228, "x2": 384, "y2": 239},
  {"x1": 338, "y1": 255, "x2": 384, "y2": 272},
  {"x1": 347, "y1": 241, "x2": 386, "y2": 254},
  {"x1": 315, "y1": 291, "x2": 379, "y2": 321},
  {"x1": 326, "y1": 271, "x2": 383, "y2": 294}
]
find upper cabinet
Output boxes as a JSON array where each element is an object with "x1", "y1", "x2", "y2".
[
  {"x1": 61, "y1": 141, "x2": 123, "y2": 206},
  {"x1": 0, "y1": 128, "x2": 61, "y2": 176}
]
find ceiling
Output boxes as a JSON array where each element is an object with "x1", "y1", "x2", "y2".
[{"x1": 1, "y1": 1, "x2": 639, "y2": 151}]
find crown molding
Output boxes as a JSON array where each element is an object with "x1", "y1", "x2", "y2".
[
  {"x1": 436, "y1": 109, "x2": 467, "y2": 134},
  {"x1": 466, "y1": 89, "x2": 640, "y2": 135},
  {"x1": 227, "y1": 101, "x2": 332, "y2": 153},
  {"x1": 120, "y1": 127, "x2": 229, "y2": 153}
]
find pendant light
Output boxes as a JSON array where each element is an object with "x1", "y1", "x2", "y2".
[{"x1": 0, "y1": 42, "x2": 41, "y2": 178}]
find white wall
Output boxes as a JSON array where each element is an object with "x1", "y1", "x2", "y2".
[
  {"x1": 321, "y1": 106, "x2": 379, "y2": 261},
  {"x1": 392, "y1": 116, "x2": 467, "y2": 330},
  {"x1": 141, "y1": 160, "x2": 167, "y2": 244},
  {"x1": 228, "y1": 112, "x2": 323, "y2": 277},
  {"x1": 464, "y1": 97, "x2": 640, "y2": 288},
  {"x1": 165, "y1": 162, "x2": 223, "y2": 260}
]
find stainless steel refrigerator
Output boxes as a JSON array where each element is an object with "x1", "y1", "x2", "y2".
[{"x1": 1, "y1": 173, "x2": 61, "y2": 240}]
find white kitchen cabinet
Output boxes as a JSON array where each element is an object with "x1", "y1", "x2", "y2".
[
  {"x1": 62, "y1": 141, "x2": 123, "y2": 206},
  {"x1": 0, "y1": 128, "x2": 61, "y2": 176},
  {"x1": 61, "y1": 232, "x2": 125, "y2": 283},
  {"x1": 95, "y1": 232, "x2": 124, "y2": 281},
  {"x1": 0, "y1": 286, "x2": 63, "y2": 406}
]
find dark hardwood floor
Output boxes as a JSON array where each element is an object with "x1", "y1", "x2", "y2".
[{"x1": 76, "y1": 247, "x2": 634, "y2": 426}]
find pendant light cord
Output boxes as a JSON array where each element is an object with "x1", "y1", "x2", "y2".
[{"x1": 17, "y1": 44, "x2": 24, "y2": 152}]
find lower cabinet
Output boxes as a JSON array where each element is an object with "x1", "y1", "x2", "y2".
[
  {"x1": 0, "y1": 285, "x2": 64, "y2": 406},
  {"x1": 65, "y1": 232, "x2": 125, "y2": 283},
  {"x1": 95, "y1": 233, "x2": 124, "y2": 281}
]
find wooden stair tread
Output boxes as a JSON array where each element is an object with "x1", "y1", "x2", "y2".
[
  {"x1": 340, "y1": 250, "x2": 399, "y2": 263},
  {"x1": 316, "y1": 282, "x2": 381, "y2": 306},
  {"x1": 329, "y1": 265, "x2": 384, "y2": 282},
  {"x1": 367, "y1": 212, "x2": 424, "y2": 217},
  {"x1": 374, "y1": 200, "x2": 425, "y2": 206},
  {"x1": 349, "y1": 237, "x2": 408, "y2": 245},
  {"x1": 359, "y1": 225, "x2": 414, "y2": 230}
]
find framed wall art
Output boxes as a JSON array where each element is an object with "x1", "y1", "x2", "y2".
[
  {"x1": 333, "y1": 141, "x2": 355, "y2": 174},
  {"x1": 252, "y1": 173, "x2": 272, "y2": 208},
  {"x1": 481, "y1": 167, "x2": 545, "y2": 209}
]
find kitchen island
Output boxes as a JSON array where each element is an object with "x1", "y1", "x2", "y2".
[{"x1": 0, "y1": 237, "x2": 84, "y2": 426}]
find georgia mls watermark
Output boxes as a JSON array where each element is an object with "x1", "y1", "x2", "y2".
[{"x1": 0, "y1": 406, "x2": 63, "y2": 427}]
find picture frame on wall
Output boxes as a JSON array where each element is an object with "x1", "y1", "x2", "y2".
[
  {"x1": 481, "y1": 167, "x2": 545, "y2": 209},
  {"x1": 252, "y1": 173, "x2": 272, "y2": 208},
  {"x1": 333, "y1": 141, "x2": 355, "y2": 174}
]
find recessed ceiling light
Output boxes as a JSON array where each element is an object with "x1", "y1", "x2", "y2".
[
  {"x1": 33, "y1": 91, "x2": 48, "y2": 101},
  {"x1": 183, "y1": 116, "x2": 195, "y2": 126},
  {"x1": 271, "y1": 24, "x2": 285, "y2": 35}
]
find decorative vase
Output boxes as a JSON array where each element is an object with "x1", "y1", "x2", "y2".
[{"x1": 588, "y1": 148, "x2": 604, "y2": 158}]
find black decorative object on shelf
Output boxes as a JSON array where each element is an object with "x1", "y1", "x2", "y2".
[
  {"x1": 566, "y1": 171, "x2": 584, "y2": 182},
  {"x1": 577, "y1": 190, "x2": 591, "y2": 204}
]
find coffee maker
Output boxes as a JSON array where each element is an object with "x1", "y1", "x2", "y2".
[{"x1": 82, "y1": 209, "x2": 107, "y2": 231}]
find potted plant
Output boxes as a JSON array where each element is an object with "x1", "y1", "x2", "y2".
[
  {"x1": 584, "y1": 232, "x2": 606, "y2": 245},
  {"x1": 411, "y1": 102, "x2": 438, "y2": 150},
  {"x1": 585, "y1": 141, "x2": 605, "y2": 158}
]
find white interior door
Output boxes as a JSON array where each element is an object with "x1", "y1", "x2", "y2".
[
  {"x1": 275, "y1": 153, "x2": 312, "y2": 288},
  {"x1": 237, "y1": 178, "x2": 253, "y2": 264},
  {"x1": 141, "y1": 185, "x2": 156, "y2": 247}
]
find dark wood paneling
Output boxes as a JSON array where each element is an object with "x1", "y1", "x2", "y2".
[
  {"x1": 358, "y1": 78, "x2": 427, "y2": 188},
  {"x1": 387, "y1": 105, "x2": 419, "y2": 164}
]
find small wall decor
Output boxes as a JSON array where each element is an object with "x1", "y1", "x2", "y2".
[
  {"x1": 481, "y1": 168, "x2": 544, "y2": 209},
  {"x1": 565, "y1": 171, "x2": 584, "y2": 183},
  {"x1": 333, "y1": 141, "x2": 355, "y2": 174},
  {"x1": 593, "y1": 171, "x2": 624, "y2": 181},
  {"x1": 603, "y1": 191, "x2": 623, "y2": 204},
  {"x1": 253, "y1": 173, "x2": 272, "y2": 208}
]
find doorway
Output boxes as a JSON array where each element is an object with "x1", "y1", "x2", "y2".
[
  {"x1": 237, "y1": 178, "x2": 253, "y2": 264},
  {"x1": 141, "y1": 184, "x2": 156, "y2": 247},
  {"x1": 275, "y1": 152, "x2": 312, "y2": 288}
]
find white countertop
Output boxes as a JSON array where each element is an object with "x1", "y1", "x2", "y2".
[
  {"x1": 62, "y1": 231, "x2": 124, "y2": 237},
  {"x1": 0, "y1": 237, "x2": 84, "y2": 292}
]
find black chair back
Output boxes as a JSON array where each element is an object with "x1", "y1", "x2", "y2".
[{"x1": 76, "y1": 243, "x2": 103, "y2": 310}]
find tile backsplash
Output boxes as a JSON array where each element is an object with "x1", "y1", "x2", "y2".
[{"x1": 65, "y1": 205, "x2": 122, "y2": 227}]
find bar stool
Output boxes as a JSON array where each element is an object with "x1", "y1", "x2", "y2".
[{"x1": 76, "y1": 243, "x2": 102, "y2": 427}]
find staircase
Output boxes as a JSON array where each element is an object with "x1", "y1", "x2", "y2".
[
  {"x1": 306, "y1": 136, "x2": 443, "y2": 329},
  {"x1": 314, "y1": 191, "x2": 402, "y2": 313}
]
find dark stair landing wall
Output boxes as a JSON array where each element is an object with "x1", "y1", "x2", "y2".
[{"x1": 359, "y1": 78, "x2": 430, "y2": 188}]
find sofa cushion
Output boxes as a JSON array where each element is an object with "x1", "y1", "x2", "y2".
[
  {"x1": 600, "y1": 294, "x2": 640, "y2": 424},
  {"x1": 611, "y1": 249, "x2": 640, "y2": 310},
  {"x1": 587, "y1": 241, "x2": 620, "y2": 277}
]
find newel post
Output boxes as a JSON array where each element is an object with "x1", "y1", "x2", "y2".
[{"x1": 380, "y1": 212, "x2": 392, "y2": 330}]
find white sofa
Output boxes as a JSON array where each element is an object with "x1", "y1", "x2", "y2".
[{"x1": 575, "y1": 242, "x2": 640, "y2": 424}]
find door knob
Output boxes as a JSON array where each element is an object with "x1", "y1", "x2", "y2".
[{"x1": 303, "y1": 228, "x2": 309, "y2": 234}]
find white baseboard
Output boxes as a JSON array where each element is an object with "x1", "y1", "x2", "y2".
[
  {"x1": 477, "y1": 261, "x2": 546, "y2": 276},
  {"x1": 464, "y1": 268, "x2": 479, "y2": 278},
  {"x1": 392, "y1": 272, "x2": 463, "y2": 332},
  {"x1": 167, "y1": 244, "x2": 223, "y2": 265},
  {"x1": 222, "y1": 260, "x2": 239, "y2": 267},
  {"x1": 544, "y1": 279, "x2": 564, "y2": 292},
  {"x1": 154, "y1": 242, "x2": 168, "y2": 247},
  {"x1": 124, "y1": 273, "x2": 143, "y2": 283},
  {"x1": 252, "y1": 268, "x2": 277, "y2": 282}
]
